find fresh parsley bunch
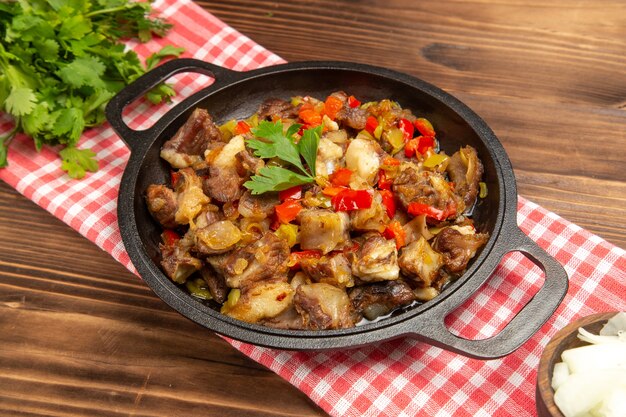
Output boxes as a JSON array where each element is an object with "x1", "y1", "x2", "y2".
[{"x1": 0, "y1": 0, "x2": 184, "y2": 178}]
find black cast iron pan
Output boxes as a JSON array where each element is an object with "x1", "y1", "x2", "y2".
[{"x1": 106, "y1": 59, "x2": 568, "y2": 359}]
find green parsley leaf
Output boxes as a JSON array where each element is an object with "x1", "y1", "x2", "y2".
[
  {"x1": 59, "y1": 146, "x2": 98, "y2": 179},
  {"x1": 5, "y1": 87, "x2": 36, "y2": 116},
  {"x1": 244, "y1": 121, "x2": 321, "y2": 194},
  {"x1": 243, "y1": 166, "x2": 313, "y2": 195},
  {"x1": 298, "y1": 125, "x2": 322, "y2": 177},
  {"x1": 145, "y1": 45, "x2": 185, "y2": 71}
]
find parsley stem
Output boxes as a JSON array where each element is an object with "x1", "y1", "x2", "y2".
[{"x1": 85, "y1": 5, "x2": 130, "y2": 18}]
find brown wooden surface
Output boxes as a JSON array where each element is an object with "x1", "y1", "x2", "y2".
[{"x1": 1, "y1": 1, "x2": 625, "y2": 416}]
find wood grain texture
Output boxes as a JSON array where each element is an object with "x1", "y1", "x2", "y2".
[{"x1": 1, "y1": 1, "x2": 625, "y2": 416}]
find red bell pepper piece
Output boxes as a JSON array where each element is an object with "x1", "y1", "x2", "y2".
[
  {"x1": 377, "y1": 170, "x2": 393, "y2": 190},
  {"x1": 162, "y1": 229, "x2": 180, "y2": 246},
  {"x1": 365, "y1": 116, "x2": 379, "y2": 135},
  {"x1": 414, "y1": 118, "x2": 435, "y2": 137},
  {"x1": 329, "y1": 168, "x2": 353, "y2": 187},
  {"x1": 347, "y1": 95, "x2": 361, "y2": 108},
  {"x1": 279, "y1": 185, "x2": 302, "y2": 201},
  {"x1": 331, "y1": 189, "x2": 373, "y2": 211},
  {"x1": 404, "y1": 138, "x2": 419, "y2": 157},
  {"x1": 417, "y1": 135, "x2": 435, "y2": 154},
  {"x1": 275, "y1": 199, "x2": 302, "y2": 224},
  {"x1": 170, "y1": 170, "x2": 181, "y2": 187},
  {"x1": 234, "y1": 120, "x2": 251, "y2": 135},
  {"x1": 324, "y1": 95, "x2": 344, "y2": 120},
  {"x1": 383, "y1": 220, "x2": 406, "y2": 249},
  {"x1": 407, "y1": 201, "x2": 456, "y2": 221},
  {"x1": 398, "y1": 118, "x2": 414, "y2": 142},
  {"x1": 379, "y1": 189, "x2": 396, "y2": 218},
  {"x1": 289, "y1": 250, "x2": 322, "y2": 270},
  {"x1": 382, "y1": 156, "x2": 401, "y2": 166}
]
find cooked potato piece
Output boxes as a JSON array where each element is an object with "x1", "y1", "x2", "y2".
[
  {"x1": 174, "y1": 168, "x2": 210, "y2": 225},
  {"x1": 398, "y1": 236, "x2": 443, "y2": 287},
  {"x1": 299, "y1": 209, "x2": 350, "y2": 254},
  {"x1": 351, "y1": 235, "x2": 400, "y2": 282},
  {"x1": 212, "y1": 135, "x2": 245, "y2": 169},
  {"x1": 350, "y1": 191, "x2": 390, "y2": 233},
  {"x1": 345, "y1": 138, "x2": 380, "y2": 185},
  {"x1": 315, "y1": 137, "x2": 344, "y2": 178},
  {"x1": 224, "y1": 281, "x2": 294, "y2": 323}
]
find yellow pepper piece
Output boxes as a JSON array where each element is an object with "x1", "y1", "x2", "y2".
[
  {"x1": 219, "y1": 119, "x2": 237, "y2": 141},
  {"x1": 423, "y1": 153, "x2": 449, "y2": 168},
  {"x1": 479, "y1": 182, "x2": 488, "y2": 198},
  {"x1": 274, "y1": 223, "x2": 299, "y2": 247},
  {"x1": 221, "y1": 289, "x2": 241, "y2": 314}
]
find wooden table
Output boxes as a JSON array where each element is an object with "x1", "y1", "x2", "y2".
[{"x1": 1, "y1": 1, "x2": 625, "y2": 415}]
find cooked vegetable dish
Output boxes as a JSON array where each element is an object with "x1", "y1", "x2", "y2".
[{"x1": 145, "y1": 92, "x2": 489, "y2": 330}]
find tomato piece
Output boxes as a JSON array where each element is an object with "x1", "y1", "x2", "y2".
[
  {"x1": 379, "y1": 189, "x2": 396, "y2": 218},
  {"x1": 162, "y1": 229, "x2": 180, "y2": 246},
  {"x1": 275, "y1": 199, "x2": 302, "y2": 224},
  {"x1": 414, "y1": 118, "x2": 435, "y2": 137},
  {"x1": 331, "y1": 189, "x2": 373, "y2": 211},
  {"x1": 329, "y1": 168, "x2": 353, "y2": 187},
  {"x1": 398, "y1": 118, "x2": 414, "y2": 142},
  {"x1": 365, "y1": 116, "x2": 379, "y2": 135},
  {"x1": 234, "y1": 120, "x2": 251, "y2": 134},
  {"x1": 377, "y1": 170, "x2": 393, "y2": 190},
  {"x1": 347, "y1": 95, "x2": 361, "y2": 108},
  {"x1": 279, "y1": 185, "x2": 302, "y2": 201},
  {"x1": 324, "y1": 96, "x2": 344, "y2": 120},
  {"x1": 383, "y1": 221, "x2": 406, "y2": 249},
  {"x1": 404, "y1": 138, "x2": 419, "y2": 157}
]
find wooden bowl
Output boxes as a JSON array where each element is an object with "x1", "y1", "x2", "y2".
[{"x1": 536, "y1": 311, "x2": 619, "y2": 417}]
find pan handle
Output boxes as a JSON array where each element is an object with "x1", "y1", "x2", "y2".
[
  {"x1": 407, "y1": 226, "x2": 568, "y2": 359},
  {"x1": 105, "y1": 58, "x2": 237, "y2": 153}
]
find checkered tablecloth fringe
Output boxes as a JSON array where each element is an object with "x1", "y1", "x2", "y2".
[{"x1": 1, "y1": 1, "x2": 624, "y2": 416}]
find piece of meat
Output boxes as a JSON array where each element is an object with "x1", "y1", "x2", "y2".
[
  {"x1": 298, "y1": 209, "x2": 350, "y2": 254},
  {"x1": 398, "y1": 236, "x2": 443, "y2": 287},
  {"x1": 260, "y1": 306, "x2": 306, "y2": 330},
  {"x1": 315, "y1": 137, "x2": 344, "y2": 178},
  {"x1": 174, "y1": 168, "x2": 211, "y2": 225},
  {"x1": 300, "y1": 252, "x2": 354, "y2": 288},
  {"x1": 349, "y1": 280, "x2": 416, "y2": 320},
  {"x1": 393, "y1": 164, "x2": 464, "y2": 215},
  {"x1": 351, "y1": 235, "x2": 400, "y2": 282},
  {"x1": 194, "y1": 220, "x2": 242, "y2": 255},
  {"x1": 432, "y1": 227, "x2": 489, "y2": 273},
  {"x1": 446, "y1": 146, "x2": 484, "y2": 209},
  {"x1": 237, "y1": 149, "x2": 264, "y2": 175},
  {"x1": 294, "y1": 283, "x2": 356, "y2": 330},
  {"x1": 237, "y1": 190, "x2": 278, "y2": 220},
  {"x1": 145, "y1": 184, "x2": 178, "y2": 228},
  {"x1": 159, "y1": 232, "x2": 202, "y2": 284},
  {"x1": 160, "y1": 108, "x2": 222, "y2": 168},
  {"x1": 223, "y1": 232, "x2": 290, "y2": 288},
  {"x1": 203, "y1": 165, "x2": 245, "y2": 203},
  {"x1": 336, "y1": 106, "x2": 367, "y2": 130},
  {"x1": 257, "y1": 98, "x2": 299, "y2": 120},
  {"x1": 350, "y1": 191, "x2": 390, "y2": 233},
  {"x1": 223, "y1": 280, "x2": 294, "y2": 323},
  {"x1": 200, "y1": 265, "x2": 228, "y2": 304}
]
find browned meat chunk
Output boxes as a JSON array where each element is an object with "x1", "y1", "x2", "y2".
[
  {"x1": 432, "y1": 227, "x2": 489, "y2": 273},
  {"x1": 223, "y1": 232, "x2": 290, "y2": 288},
  {"x1": 446, "y1": 146, "x2": 484, "y2": 209},
  {"x1": 237, "y1": 190, "x2": 278, "y2": 220},
  {"x1": 294, "y1": 283, "x2": 356, "y2": 329},
  {"x1": 393, "y1": 165, "x2": 464, "y2": 215},
  {"x1": 398, "y1": 237, "x2": 443, "y2": 287},
  {"x1": 160, "y1": 108, "x2": 222, "y2": 168},
  {"x1": 159, "y1": 232, "x2": 202, "y2": 284},
  {"x1": 257, "y1": 98, "x2": 299, "y2": 120},
  {"x1": 260, "y1": 306, "x2": 306, "y2": 330},
  {"x1": 336, "y1": 106, "x2": 367, "y2": 130},
  {"x1": 349, "y1": 280, "x2": 416, "y2": 320},
  {"x1": 300, "y1": 252, "x2": 354, "y2": 288},
  {"x1": 351, "y1": 235, "x2": 400, "y2": 282},
  {"x1": 203, "y1": 165, "x2": 245, "y2": 203},
  {"x1": 145, "y1": 184, "x2": 178, "y2": 228},
  {"x1": 200, "y1": 265, "x2": 228, "y2": 304},
  {"x1": 237, "y1": 149, "x2": 264, "y2": 175}
]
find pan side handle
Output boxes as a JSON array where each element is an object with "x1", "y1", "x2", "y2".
[
  {"x1": 406, "y1": 227, "x2": 569, "y2": 359},
  {"x1": 105, "y1": 58, "x2": 237, "y2": 152}
]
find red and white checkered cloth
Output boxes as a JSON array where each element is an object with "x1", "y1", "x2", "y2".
[{"x1": 1, "y1": 1, "x2": 625, "y2": 416}]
